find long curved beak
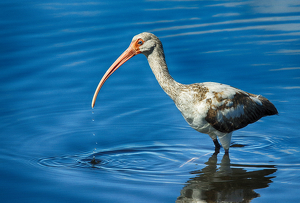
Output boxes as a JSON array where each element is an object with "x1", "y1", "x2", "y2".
[{"x1": 91, "y1": 42, "x2": 139, "y2": 108}]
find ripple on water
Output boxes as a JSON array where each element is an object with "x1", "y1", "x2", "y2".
[
  {"x1": 231, "y1": 131, "x2": 276, "y2": 150},
  {"x1": 37, "y1": 142, "x2": 203, "y2": 182},
  {"x1": 38, "y1": 130, "x2": 278, "y2": 171}
]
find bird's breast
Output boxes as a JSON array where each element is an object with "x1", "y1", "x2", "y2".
[{"x1": 174, "y1": 90, "x2": 212, "y2": 132}]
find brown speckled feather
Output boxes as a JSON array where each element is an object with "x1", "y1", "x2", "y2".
[{"x1": 205, "y1": 92, "x2": 278, "y2": 133}]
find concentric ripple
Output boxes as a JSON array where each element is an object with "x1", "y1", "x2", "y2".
[
  {"x1": 38, "y1": 132, "x2": 277, "y2": 182},
  {"x1": 38, "y1": 143, "x2": 199, "y2": 177},
  {"x1": 231, "y1": 132, "x2": 277, "y2": 150}
]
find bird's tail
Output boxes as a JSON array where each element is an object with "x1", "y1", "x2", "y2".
[{"x1": 258, "y1": 95, "x2": 278, "y2": 116}]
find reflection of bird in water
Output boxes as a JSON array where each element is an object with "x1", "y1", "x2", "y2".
[
  {"x1": 176, "y1": 154, "x2": 277, "y2": 203},
  {"x1": 92, "y1": 32, "x2": 278, "y2": 154}
]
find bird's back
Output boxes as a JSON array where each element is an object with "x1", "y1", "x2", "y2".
[
  {"x1": 175, "y1": 82, "x2": 278, "y2": 134},
  {"x1": 202, "y1": 82, "x2": 278, "y2": 133}
]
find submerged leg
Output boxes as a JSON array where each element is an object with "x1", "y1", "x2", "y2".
[
  {"x1": 213, "y1": 139, "x2": 221, "y2": 149},
  {"x1": 209, "y1": 133, "x2": 221, "y2": 154},
  {"x1": 213, "y1": 139, "x2": 221, "y2": 154},
  {"x1": 224, "y1": 148, "x2": 229, "y2": 155},
  {"x1": 208, "y1": 133, "x2": 221, "y2": 154}
]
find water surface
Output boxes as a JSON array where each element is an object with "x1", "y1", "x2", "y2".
[{"x1": 1, "y1": 0, "x2": 300, "y2": 202}]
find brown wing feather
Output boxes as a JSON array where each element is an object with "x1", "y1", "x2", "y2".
[{"x1": 205, "y1": 92, "x2": 278, "y2": 133}]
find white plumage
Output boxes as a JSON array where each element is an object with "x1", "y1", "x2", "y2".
[{"x1": 92, "y1": 32, "x2": 278, "y2": 154}]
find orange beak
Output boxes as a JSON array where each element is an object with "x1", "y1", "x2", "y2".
[{"x1": 91, "y1": 40, "x2": 142, "y2": 108}]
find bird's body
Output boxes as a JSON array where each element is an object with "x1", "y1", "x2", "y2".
[{"x1": 92, "y1": 32, "x2": 278, "y2": 154}]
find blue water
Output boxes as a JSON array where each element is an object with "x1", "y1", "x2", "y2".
[{"x1": 1, "y1": 0, "x2": 300, "y2": 202}]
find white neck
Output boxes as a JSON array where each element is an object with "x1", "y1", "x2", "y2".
[{"x1": 145, "y1": 46, "x2": 180, "y2": 100}]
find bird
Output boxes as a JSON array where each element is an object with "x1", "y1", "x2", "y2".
[{"x1": 91, "y1": 32, "x2": 278, "y2": 154}]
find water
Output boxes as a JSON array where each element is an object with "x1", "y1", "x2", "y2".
[{"x1": 1, "y1": 0, "x2": 300, "y2": 202}]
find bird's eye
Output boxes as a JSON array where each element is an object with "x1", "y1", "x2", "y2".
[{"x1": 138, "y1": 40, "x2": 143, "y2": 45}]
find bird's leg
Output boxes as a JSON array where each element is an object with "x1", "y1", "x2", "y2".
[
  {"x1": 213, "y1": 139, "x2": 221, "y2": 155},
  {"x1": 213, "y1": 139, "x2": 221, "y2": 148},
  {"x1": 224, "y1": 149, "x2": 229, "y2": 156}
]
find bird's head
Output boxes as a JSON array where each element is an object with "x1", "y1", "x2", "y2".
[
  {"x1": 91, "y1": 32, "x2": 159, "y2": 108},
  {"x1": 131, "y1": 32, "x2": 159, "y2": 56}
]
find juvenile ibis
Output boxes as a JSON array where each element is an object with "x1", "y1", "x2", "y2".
[{"x1": 92, "y1": 32, "x2": 278, "y2": 154}]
